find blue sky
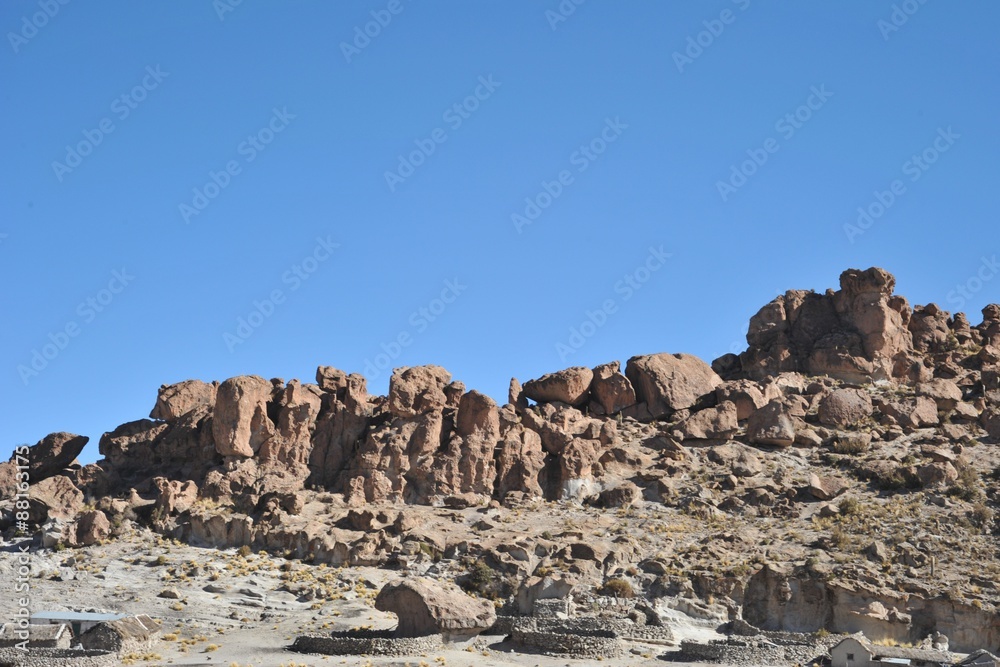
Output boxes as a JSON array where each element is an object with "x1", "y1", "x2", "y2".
[{"x1": 2, "y1": 1, "x2": 998, "y2": 464}]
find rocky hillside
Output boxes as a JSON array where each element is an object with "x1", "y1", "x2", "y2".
[{"x1": 3, "y1": 266, "x2": 999, "y2": 653}]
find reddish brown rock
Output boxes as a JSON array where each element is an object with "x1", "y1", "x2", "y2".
[
  {"x1": 30, "y1": 475, "x2": 84, "y2": 522},
  {"x1": 880, "y1": 396, "x2": 939, "y2": 429},
  {"x1": 258, "y1": 380, "x2": 323, "y2": 471},
  {"x1": 917, "y1": 462, "x2": 958, "y2": 487},
  {"x1": 24, "y1": 432, "x2": 89, "y2": 482},
  {"x1": 154, "y1": 478, "x2": 199, "y2": 516},
  {"x1": 746, "y1": 400, "x2": 795, "y2": 447},
  {"x1": 917, "y1": 379, "x2": 963, "y2": 411},
  {"x1": 716, "y1": 380, "x2": 769, "y2": 421},
  {"x1": 522, "y1": 366, "x2": 594, "y2": 407},
  {"x1": 150, "y1": 380, "x2": 217, "y2": 422},
  {"x1": 388, "y1": 365, "x2": 451, "y2": 417},
  {"x1": 589, "y1": 361, "x2": 636, "y2": 415},
  {"x1": 675, "y1": 401, "x2": 738, "y2": 441},
  {"x1": 625, "y1": 353, "x2": 722, "y2": 419},
  {"x1": 738, "y1": 268, "x2": 916, "y2": 383},
  {"x1": 818, "y1": 388, "x2": 873, "y2": 428},
  {"x1": 495, "y1": 422, "x2": 545, "y2": 498},
  {"x1": 212, "y1": 375, "x2": 275, "y2": 458},
  {"x1": 74, "y1": 510, "x2": 111, "y2": 546},
  {"x1": 374, "y1": 577, "x2": 496, "y2": 638},
  {"x1": 807, "y1": 474, "x2": 847, "y2": 501}
]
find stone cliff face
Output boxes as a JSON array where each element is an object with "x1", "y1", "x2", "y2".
[{"x1": 5, "y1": 266, "x2": 1000, "y2": 653}]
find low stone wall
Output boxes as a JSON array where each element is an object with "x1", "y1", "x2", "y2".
[
  {"x1": 292, "y1": 630, "x2": 443, "y2": 657},
  {"x1": 0, "y1": 647, "x2": 117, "y2": 667},
  {"x1": 511, "y1": 618, "x2": 623, "y2": 659},
  {"x1": 680, "y1": 637, "x2": 786, "y2": 665}
]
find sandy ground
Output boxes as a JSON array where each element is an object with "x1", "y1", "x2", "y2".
[{"x1": 0, "y1": 531, "x2": 720, "y2": 667}]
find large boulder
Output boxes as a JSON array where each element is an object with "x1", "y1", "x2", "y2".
[
  {"x1": 212, "y1": 375, "x2": 275, "y2": 457},
  {"x1": 589, "y1": 361, "x2": 636, "y2": 414},
  {"x1": 150, "y1": 380, "x2": 217, "y2": 422},
  {"x1": 23, "y1": 432, "x2": 89, "y2": 482},
  {"x1": 522, "y1": 367, "x2": 593, "y2": 407},
  {"x1": 625, "y1": 353, "x2": 722, "y2": 419},
  {"x1": 30, "y1": 475, "x2": 84, "y2": 523},
  {"x1": 388, "y1": 366, "x2": 451, "y2": 417},
  {"x1": 374, "y1": 577, "x2": 496, "y2": 638},
  {"x1": 74, "y1": 510, "x2": 111, "y2": 546},
  {"x1": 675, "y1": 401, "x2": 738, "y2": 441},
  {"x1": 818, "y1": 388, "x2": 873, "y2": 428},
  {"x1": 746, "y1": 400, "x2": 796, "y2": 447}
]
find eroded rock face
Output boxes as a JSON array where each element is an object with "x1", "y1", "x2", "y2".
[
  {"x1": 625, "y1": 353, "x2": 722, "y2": 419},
  {"x1": 150, "y1": 380, "x2": 218, "y2": 422},
  {"x1": 388, "y1": 366, "x2": 451, "y2": 418},
  {"x1": 738, "y1": 268, "x2": 917, "y2": 383},
  {"x1": 522, "y1": 366, "x2": 594, "y2": 407},
  {"x1": 374, "y1": 577, "x2": 496, "y2": 638},
  {"x1": 213, "y1": 375, "x2": 275, "y2": 458}
]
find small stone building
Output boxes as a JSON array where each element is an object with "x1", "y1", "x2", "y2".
[
  {"x1": 0, "y1": 623, "x2": 71, "y2": 648},
  {"x1": 830, "y1": 636, "x2": 954, "y2": 667},
  {"x1": 29, "y1": 611, "x2": 124, "y2": 637},
  {"x1": 78, "y1": 615, "x2": 159, "y2": 654}
]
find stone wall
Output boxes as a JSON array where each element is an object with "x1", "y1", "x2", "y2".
[
  {"x1": 292, "y1": 630, "x2": 443, "y2": 657},
  {"x1": 511, "y1": 618, "x2": 623, "y2": 659},
  {"x1": 0, "y1": 647, "x2": 117, "y2": 667}
]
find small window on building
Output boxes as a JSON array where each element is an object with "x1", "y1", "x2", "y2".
[{"x1": 847, "y1": 653, "x2": 855, "y2": 661}]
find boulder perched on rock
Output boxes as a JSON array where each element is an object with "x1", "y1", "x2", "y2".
[
  {"x1": 24, "y1": 432, "x2": 89, "y2": 482},
  {"x1": 150, "y1": 380, "x2": 217, "y2": 422},
  {"x1": 625, "y1": 353, "x2": 722, "y2": 419},
  {"x1": 212, "y1": 375, "x2": 275, "y2": 457},
  {"x1": 522, "y1": 366, "x2": 593, "y2": 407},
  {"x1": 374, "y1": 577, "x2": 496, "y2": 638}
]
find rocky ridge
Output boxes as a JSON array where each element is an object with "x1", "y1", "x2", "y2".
[{"x1": 3, "y1": 267, "x2": 1000, "y2": 653}]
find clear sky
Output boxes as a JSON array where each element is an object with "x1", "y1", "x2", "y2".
[{"x1": 2, "y1": 1, "x2": 998, "y2": 465}]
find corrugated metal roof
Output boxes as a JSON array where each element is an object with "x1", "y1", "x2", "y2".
[{"x1": 30, "y1": 612, "x2": 125, "y2": 622}]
